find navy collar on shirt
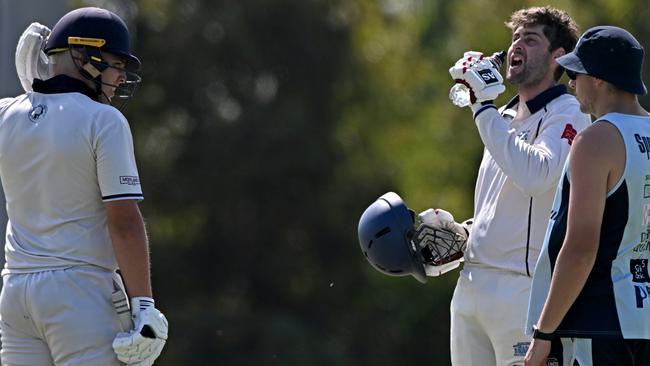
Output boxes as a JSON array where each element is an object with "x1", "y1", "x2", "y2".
[
  {"x1": 503, "y1": 84, "x2": 567, "y2": 114},
  {"x1": 32, "y1": 75, "x2": 99, "y2": 101}
]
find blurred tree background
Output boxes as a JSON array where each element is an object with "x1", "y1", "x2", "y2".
[{"x1": 41, "y1": 0, "x2": 650, "y2": 364}]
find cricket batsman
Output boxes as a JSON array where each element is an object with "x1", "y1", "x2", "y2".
[{"x1": 0, "y1": 7, "x2": 168, "y2": 366}]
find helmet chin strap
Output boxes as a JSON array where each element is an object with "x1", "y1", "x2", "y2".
[
  {"x1": 67, "y1": 46, "x2": 140, "y2": 109},
  {"x1": 71, "y1": 47, "x2": 111, "y2": 103}
]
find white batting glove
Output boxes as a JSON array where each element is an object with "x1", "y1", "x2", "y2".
[
  {"x1": 112, "y1": 297, "x2": 168, "y2": 366},
  {"x1": 424, "y1": 261, "x2": 462, "y2": 277},
  {"x1": 416, "y1": 208, "x2": 467, "y2": 277},
  {"x1": 15, "y1": 22, "x2": 52, "y2": 92},
  {"x1": 419, "y1": 208, "x2": 467, "y2": 238},
  {"x1": 449, "y1": 51, "x2": 505, "y2": 106}
]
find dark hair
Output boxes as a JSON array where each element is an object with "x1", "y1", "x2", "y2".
[{"x1": 506, "y1": 6, "x2": 580, "y2": 80}]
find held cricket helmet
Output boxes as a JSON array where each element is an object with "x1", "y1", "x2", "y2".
[
  {"x1": 44, "y1": 7, "x2": 141, "y2": 106},
  {"x1": 358, "y1": 192, "x2": 427, "y2": 283}
]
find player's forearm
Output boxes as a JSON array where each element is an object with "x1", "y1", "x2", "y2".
[
  {"x1": 106, "y1": 201, "x2": 153, "y2": 298},
  {"x1": 474, "y1": 108, "x2": 563, "y2": 195},
  {"x1": 111, "y1": 225, "x2": 153, "y2": 298},
  {"x1": 536, "y1": 239, "x2": 597, "y2": 333}
]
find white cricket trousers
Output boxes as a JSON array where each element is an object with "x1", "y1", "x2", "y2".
[
  {"x1": 450, "y1": 265, "x2": 575, "y2": 366},
  {"x1": 0, "y1": 266, "x2": 125, "y2": 366}
]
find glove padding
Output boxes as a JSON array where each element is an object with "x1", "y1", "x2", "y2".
[
  {"x1": 15, "y1": 22, "x2": 52, "y2": 92},
  {"x1": 449, "y1": 51, "x2": 505, "y2": 105},
  {"x1": 112, "y1": 297, "x2": 168, "y2": 366},
  {"x1": 416, "y1": 209, "x2": 468, "y2": 277}
]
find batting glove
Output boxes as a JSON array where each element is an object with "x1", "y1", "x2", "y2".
[
  {"x1": 15, "y1": 22, "x2": 51, "y2": 93},
  {"x1": 419, "y1": 208, "x2": 468, "y2": 238},
  {"x1": 449, "y1": 51, "x2": 506, "y2": 106},
  {"x1": 416, "y1": 208, "x2": 468, "y2": 277},
  {"x1": 112, "y1": 297, "x2": 168, "y2": 366}
]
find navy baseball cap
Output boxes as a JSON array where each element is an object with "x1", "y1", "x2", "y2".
[{"x1": 556, "y1": 25, "x2": 646, "y2": 95}]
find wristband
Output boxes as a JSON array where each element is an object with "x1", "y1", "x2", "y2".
[
  {"x1": 130, "y1": 296, "x2": 155, "y2": 315},
  {"x1": 532, "y1": 324, "x2": 555, "y2": 341},
  {"x1": 471, "y1": 101, "x2": 496, "y2": 117}
]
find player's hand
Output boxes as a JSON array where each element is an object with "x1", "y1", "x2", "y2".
[
  {"x1": 524, "y1": 338, "x2": 551, "y2": 366},
  {"x1": 449, "y1": 51, "x2": 506, "y2": 105},
  {"x1": 15, "y1": 22, "x2": 51, "y2": 93},
  {"x1": 416, "y1": 209, "x2": 467, "y2": 276},
  {"x1": 112, "y1": 297, "x2": 168, "y2": 366},
  {"x1": 419, "y1": 208, "x2": 468, "y2": 238}
]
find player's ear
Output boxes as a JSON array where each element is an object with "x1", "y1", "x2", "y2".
[
  {"x1": 552, "y1": 47, "x2": 566, "y2": 60},
  {"x1": 594, "y1": 77, "x2": 609, "y2": 90},
  {"x1": 66, "y1": 48, "x2": 85, "y2": 67}
]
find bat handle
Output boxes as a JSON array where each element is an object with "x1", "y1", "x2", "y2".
[{"x1": 112, "y1": 271, "x2": 135, "y2": 331}]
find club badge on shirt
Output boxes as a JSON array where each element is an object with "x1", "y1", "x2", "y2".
[
  {"x1": 561, "y1": 123, "x2": 577, "y2": 145},
  {"x1": 28, "y1": 104, "x2": 47, "y2": 122}
]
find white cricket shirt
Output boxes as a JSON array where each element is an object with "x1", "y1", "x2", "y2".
[
  {"x1": 0, "y1": 76, "x2": 143, "y2": 274},
  {"x1": 466, "y1": 85, "x2": 591, "y2": 276}
]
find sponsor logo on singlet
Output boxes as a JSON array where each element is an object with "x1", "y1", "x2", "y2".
[
  {"x1": 635, "y1": 284, "x2": 650, "y2": 308},
  {"x1": 634, "y1": 227, "x2": 650, "y2": 253},
  {"x1": 632, "y1": 259, "x2": 650, "y2": 308},
  {"x1": 631, "y1": 259, "x2": 650, "y2": 283},
  {"x1": 636, "y1": 134, "x2": 650, "y2": 159}
]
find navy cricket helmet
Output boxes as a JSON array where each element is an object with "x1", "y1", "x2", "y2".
[
  {"x1": 45, "y1": 7, "x2": 141, "y2": 71},
  {"x1": 358, "y1": 192, "x2": 427, "y2": 283}
]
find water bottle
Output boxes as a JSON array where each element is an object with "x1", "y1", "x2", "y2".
[{"x1": 449, "y1": 50, "x2": 506, "y2": 107}]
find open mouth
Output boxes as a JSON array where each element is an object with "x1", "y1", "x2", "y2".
[{"x1": 510, "y1": 54, "x2": 524, "y2": 70}]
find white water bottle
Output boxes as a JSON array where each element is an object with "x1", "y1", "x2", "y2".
[{"x1": 449, "y1": 50, "x2": 506, "y2": 107}]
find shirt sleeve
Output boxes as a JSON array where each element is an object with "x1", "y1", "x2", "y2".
[
  {"x1": 94, "y1": 109, "x2": 144, "y2": 202},
  {"x1": 0, "y1": 97, "x2": 17, "y2": 115},
  {"x1": 473, "y1": 104, "x2": 590, "y2": 196},
  {"x1": 0, "y1": 97, "x2": 12, "y2": 109}
]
